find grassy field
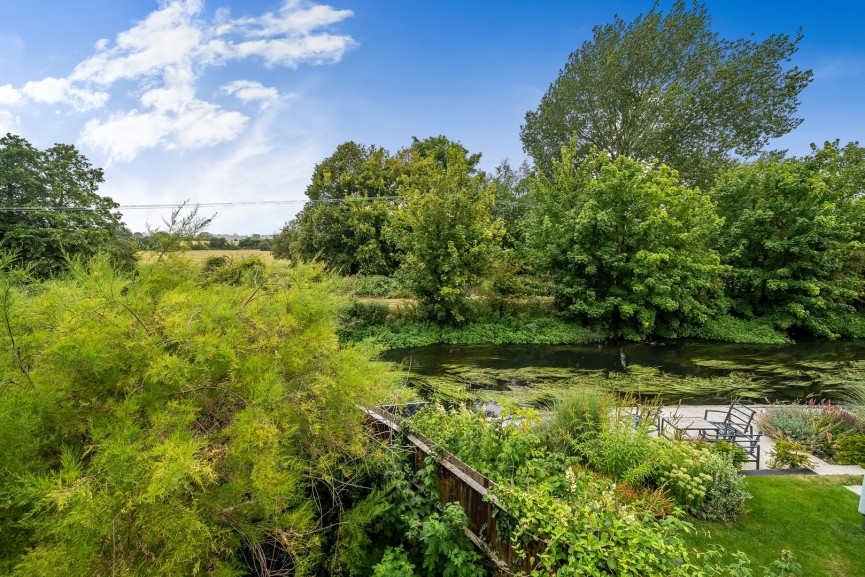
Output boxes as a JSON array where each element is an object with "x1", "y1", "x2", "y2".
[
  {"x1": 683, "y1": 475, "x2": 865, "y2": 577},
  {"x1": 138, "y1": 250, "x2": 275, "y2": 264}
]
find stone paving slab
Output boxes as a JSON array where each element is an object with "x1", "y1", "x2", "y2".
[
  {"x1": 661, "y1": 404, "x2": 865, "y2": 475},
  {"x1": 846, "y1": 484, "x2": 862, "y2": 496}
]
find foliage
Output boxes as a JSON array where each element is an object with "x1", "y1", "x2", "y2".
[
  {"x1": 351, "y1": 274, "x2": 406, "y2": 298},
  {"x1": 371, "y1": 546, "x2": 417, "y2": 577},
  {"x1": 525, "y1": 145, "x2": 726, "y2": 339},
  {"x1": 0, "y1": 134, "x2": 136, "y2": 277},
  {"x1": 411, "y1": 503, "x2": 487, "y2": 577},
  {"x1": 199, "y1": 255, "x2": 267, "y2": 286},
  {"x1": 272, "y1": 141, "x2": 401, "y2": 275},
  {"x1": 767, "y1": 439, "x2": 815, "y2": 470},
  {"x1": 390, "y1": 146, "x2": 505, "y2": 324},
  {"x1": 145, "y1": 200, "x2": 215, "y2": 259},
  {"x1": 0, "y1": 257, "x2": 394, "y2": 575},
  {"x1": 847, "y1": 382, "x2": 865, "y2": 421},
  {"x1": 579, "y1": 422, "x2": 749, "y2": 519},
  {"x1": 711, "y1": 142, "x2": 865, "y2": 338},
  {"x1": 374, "y1": 444, "x2": 489, "y2": 577},
  {"x1": 406, "y1": 405, "x2": 803, "y2": 576},
  {"x1": 693, "y1": 452, "x2": 752, "y2": 522},
  {"x1": 758, "y1": 402, "x2": 865, "y2": 460},
  {"x1": 538, "y1": 388, "x2": 616, "y2": 455},
  {"x1": 520, "y1": 1, "x2": 811, "y2": 187},
  {"x1": 833, "y1": 434, "x2": 865, "y2": 467},
  {"x1": 688, "y1": 314, "x2": 790, "y2": 344}
]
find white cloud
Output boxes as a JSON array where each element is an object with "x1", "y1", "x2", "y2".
[
  {"x1": 21, "y1": 77, "x2": 109, "y2": 111},
  {"x1": 0, "y1": 110, "x2": 19, "y2": 134},
  {"x1": 81, "y1": 96, "x2": 248, "y2": 162},
  {"x1": 251, "y1": 1, "x2": 354, "y2": 36},
  {"x1": 4, "y1": 0, "x2": 356, "y2": 160},
  {"x1": 222, "y1": 80, "x2": 281, "y2": 108},
  {"x1": 0, "y1": 85, "x2": 22, "y2": 106}
]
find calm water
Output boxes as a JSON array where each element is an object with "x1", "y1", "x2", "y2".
[{"x1": 383, "y1": 340, "x2": 865, "y2": 402}]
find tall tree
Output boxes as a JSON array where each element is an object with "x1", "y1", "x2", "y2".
[
  {"x1": 390, "y1": 147, "x2": 504, "y2": 324},
  {"x1": 525, "y1": 143, "x2": 725, "y2": 339},
  {"x1": 712, "y1": 141, "x2": 865, "y2": 337},
  {"x1": 520, "y1": 1, "x2": 812, "y2": 187},
  {"x1": 0, "y1": 134, "x2": 134, "y2": 276},
  {"x1": 272, "y1": 141, "x2": 401, "y2": 275}
]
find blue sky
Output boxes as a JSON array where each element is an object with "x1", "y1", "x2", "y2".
[{"x1": 0, "y1": 0, "x2": 863, "y2": 233}]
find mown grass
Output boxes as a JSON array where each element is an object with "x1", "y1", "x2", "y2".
[{"x1": 682, "y1": 475, "x2": 865, "y2": 577}]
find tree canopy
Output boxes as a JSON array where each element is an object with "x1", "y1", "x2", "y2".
[
  {"x1": 390, "y1": 147, "x2": 504, "y2": 325},
  {"x1": 525, "y1": 143, "x2": 725, "y2": 339},
  {"x1": 712, "y1": 141, "x2": 865, "y2": 337},
  {"x1": 272, "y1": 141, "x2": 401, "y2": 275},
  {"x1": 520, "y1": 1, "x2": 812, "y2": 187},
  {"x1": 0, "y1": 134, "x2": 135, "y2": 277}
]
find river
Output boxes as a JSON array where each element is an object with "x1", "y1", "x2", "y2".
[{"x1": 383, "y1": 340, "x2": 865, "y2": 403}]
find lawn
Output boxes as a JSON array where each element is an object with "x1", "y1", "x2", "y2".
[{"x1": 682, "y1": 475, "x2": 865, "y2": 577}]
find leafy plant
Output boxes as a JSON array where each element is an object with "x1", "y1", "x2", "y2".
[
  {"x1": 372, "y1": 546, "x2": 417, "y2": 577},
  {"x1": 0, "y1": 257, "x2": 394, "y2": 575},
  {"x1": 834, "y1": 433, "x2": 865, "y2": 467},
  {"x1": 767, "y1": 439, "x2": 815, "y2": 470},
  {"x1": 525, "y1": 145, "x2": 726, "y2": 339},
  {"x1": 691, "y1": 453, "x2": 751, "y2": 521},
  {"x1": 538, "y1": 387, "x2": 615, "y2": 454}
]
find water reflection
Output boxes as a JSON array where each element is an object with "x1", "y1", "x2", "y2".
[{"x1": 383, "y1": 340, "x2": 865, "y2": 402}]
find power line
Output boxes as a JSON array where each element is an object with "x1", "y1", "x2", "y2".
[
  {"x1": 0, "y1": 195, "x2": 537, "y2": 212},
  {"x1": 0, "y1": 196, "x2": 404, "y2": 212}
]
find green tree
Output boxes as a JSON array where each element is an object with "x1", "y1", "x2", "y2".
[
  {"x1": 0, "y1": 134, "x2": 135, "y2": 276},
  {"x1": 273, "y1": 141, "x2": 401, "y2": 275},
  {"x1": 0, "y1": 256, "x2": 392, "y2": 575},
  {"x1": 712, "y1": 141, "x2": 865, "y2": 337},
  {"x1": 520, "y1": 1, "x2": 812, "y2": 187},
  {"x1": 525, "y1": 143, "x2": 725, "y2": 339},
  {"x1": 390, "y1": 147, "x2": 504, "y2": 325}
]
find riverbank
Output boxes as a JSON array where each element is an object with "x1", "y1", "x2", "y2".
[{"x1": 339, "y1": 298, "x2": 797, "y2": 349}]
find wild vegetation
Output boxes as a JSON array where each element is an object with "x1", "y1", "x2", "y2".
[
  {"x1": 2, "y1": 1, "x2": 864, "y2": 575},
  {"x1": 0, "y1": 255, "x2": 396, "y2": 575}
]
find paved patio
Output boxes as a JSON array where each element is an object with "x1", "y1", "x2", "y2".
[{"x1": 659, "y1": 404, "x2": 865, "y2": 475}]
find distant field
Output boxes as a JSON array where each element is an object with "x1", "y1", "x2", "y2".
[{"x1": 138, "y1": 250, "x2": 276, "y2": 264}]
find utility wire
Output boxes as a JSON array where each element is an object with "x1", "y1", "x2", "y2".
[{"x1": 0, "y1": 195, "x2": 537, "y2": 212}]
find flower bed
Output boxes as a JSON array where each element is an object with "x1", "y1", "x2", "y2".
[{"x1": 757, "y1": 401, "x2": 865, "y2": 463}]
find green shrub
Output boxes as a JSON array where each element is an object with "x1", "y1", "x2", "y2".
[
  {"x1": 352, "y1": 275, "x2": 406, "y2": 298},
  {"x1": 690, "y1": 453, "x2": 751, "y2": 521},
  {"x1": 708, "y1": 440, "x2": 749, "y2": 466},
  {"x1": 767, "y1": 439, "x2": 815, "y2": 470},
  {"x1": 539, "y1": 388, "x2": 615, "y2": 455},
  {"x1": 690, "y1": 314, "x2": 790, "y2": 344},
  {"x1": 834, "y1": 433, "x2": 865, "y2": 467},
  {"x1": 199, "y1": 255, "x2": 266, "y2": 285},
  {"x1": 340, "y1": 300, "x2": 391, "y2": 331},
  {"x1": 847, "y1": 383, "x2": 865, "y2": 421},
  {"x1": 372, "y1": 547, "x2": 416, "y2": 577}
]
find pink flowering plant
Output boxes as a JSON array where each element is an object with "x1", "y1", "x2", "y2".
[{"x1": 757, "y1": 401, "x2": 865, "y2": 460}]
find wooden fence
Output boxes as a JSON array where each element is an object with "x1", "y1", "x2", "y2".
[{"x1": 362, "y1": 404, "x2": 540, "y2": 576}]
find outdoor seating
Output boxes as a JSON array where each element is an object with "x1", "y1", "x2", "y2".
[
  {"x1": 703, "y1": 404, "x2": 757, "y2": 437},
  {"x1": 660, "y1": 403, "x2": 762, "y2": 468}
]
